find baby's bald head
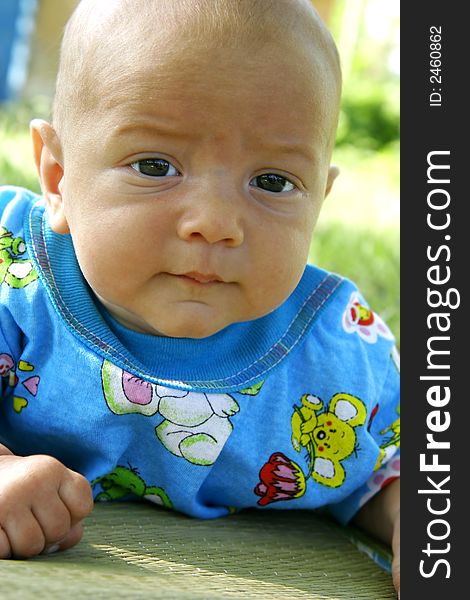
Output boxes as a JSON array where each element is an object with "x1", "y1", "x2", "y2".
[{"x1": 53, "y1": 0, "x2": 341, "y2": 153}]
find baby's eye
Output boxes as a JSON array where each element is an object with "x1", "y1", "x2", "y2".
[
  {"x1": 250, "y1": 173, "x2": 296, "y2": 193},
  {"x1": 130, "y1": 159, "x2": 179, "y2": 177}
]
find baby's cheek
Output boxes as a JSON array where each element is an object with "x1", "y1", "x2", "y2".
[
  {"x1": 74, "y1": 247, "x2": 125, "y2": 299},
  {"x1": 244, "y1": 267, "x2": 300, "y2": 319}
]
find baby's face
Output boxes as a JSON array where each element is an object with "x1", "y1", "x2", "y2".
[{"x1": 51, "y1": 39, "x2": 337, "y2": 338}]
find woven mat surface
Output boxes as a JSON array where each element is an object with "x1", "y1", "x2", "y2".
[{"x1": 1, "y1": 503, "x2": 395, "y2": 600}]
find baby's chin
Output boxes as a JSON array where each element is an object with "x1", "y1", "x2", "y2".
[
  {"x1": 100, "y1": 302, "x2": 234, "y2": 339},
  {"x1": 94, "y1": 291, "x2": 282, "y2": 339},
  {"x1": 142, "y1": 313, "x2": 236, "y2": 339}
]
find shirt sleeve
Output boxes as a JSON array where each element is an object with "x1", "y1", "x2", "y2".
[{"x1": 327, "y1": 346, "x2": 400, "y2": 524}]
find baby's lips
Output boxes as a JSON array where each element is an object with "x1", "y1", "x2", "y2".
[{"x1": 179, "y1": 271, "x2": 224, "y2": 284}]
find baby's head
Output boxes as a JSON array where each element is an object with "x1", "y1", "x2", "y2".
[{"x1": 32, "y1": 0, "x2": 341, "y2": 339}]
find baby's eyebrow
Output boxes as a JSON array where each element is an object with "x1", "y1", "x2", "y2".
[
  {"x1": 109, "y1": 120, "x2": 319, "y2": 165},
  {"x1": 259, "y1": 140, "x2": 318, "y2": 164},
  {"x1": 111, "y1": 120, "x2": 196, "y2": 142},
  {"x1": 249, "y1": 135, "x2": 319, "y2": 167}
]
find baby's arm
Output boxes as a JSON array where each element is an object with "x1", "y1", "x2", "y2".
[
  {"x1": 0, "y1": 442, "x2": 94, "y2": 559},
  {"x1": 353, "y1": 477, "x2": 400, "y2": 596}
]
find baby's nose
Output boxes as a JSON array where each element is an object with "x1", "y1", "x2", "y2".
[{"x1": 176, "y1": 186, "x2": 244, "y2": 246}]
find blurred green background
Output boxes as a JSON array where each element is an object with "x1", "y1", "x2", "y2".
[
  {"x1": 0, "y1": 0, "x2": 399, "y2": 345},
  {"x1": 314, "y1": 0, "x2": 400, "y2": 345}
]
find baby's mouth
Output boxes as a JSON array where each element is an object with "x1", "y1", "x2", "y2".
[{"x1": 176, "y1": 272, "x2": 224, "y2": 285}]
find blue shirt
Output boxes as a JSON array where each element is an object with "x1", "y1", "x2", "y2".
[{"x1": 0, "y1": 186, "x2": 400, "y2": 523}]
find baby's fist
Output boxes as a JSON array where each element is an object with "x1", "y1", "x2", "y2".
[{"x1": 0, "y1": 454, "x2": 93, "y2": 558}]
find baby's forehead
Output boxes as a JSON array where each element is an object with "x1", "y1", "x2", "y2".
[{"x1": 55, "y1": 0, "x2": 341, "y2": 145}]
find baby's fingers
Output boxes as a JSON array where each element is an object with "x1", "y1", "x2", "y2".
[
  {"x1": 32, "y1": 496, "x2": 72, "y2": 548},
  {"x1": 0, "y1": 525, "x2": 12, "y2": 559},
  {"x1": 392, "y1": 553, "x2": 400, "y2": 598},
  {"x1": 2, "y1": 509, "x2": 46, "y2": 558},
  {"x1": 42, "y1": 521, "x2": 85, "y2": 555},
  {"x1": 58, "y1": 468, "x2": 94, "y2": 525}
]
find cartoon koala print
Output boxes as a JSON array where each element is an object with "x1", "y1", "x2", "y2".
[{"x1": 291, "y1": 392, "x2": 367, "y2": 488}]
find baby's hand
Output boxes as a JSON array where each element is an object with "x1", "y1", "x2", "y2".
[
  {"x1": 0, "y1": 453, "x2": 93, "y2": 558},
  {"x1": 353, "y1": 477, "x2": 400, "y2": 598}
]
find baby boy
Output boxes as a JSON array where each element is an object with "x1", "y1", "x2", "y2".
[{"x1": 0, "y1": 0, "x2": 400, "y2": 594}]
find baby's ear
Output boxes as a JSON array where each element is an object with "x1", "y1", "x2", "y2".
[
  {"x1": 30, "y1": 119, "x2": 69, "y2": 234},
  {"x1": 324, "y1": 165, "x2": 340, "y2": 198}
]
